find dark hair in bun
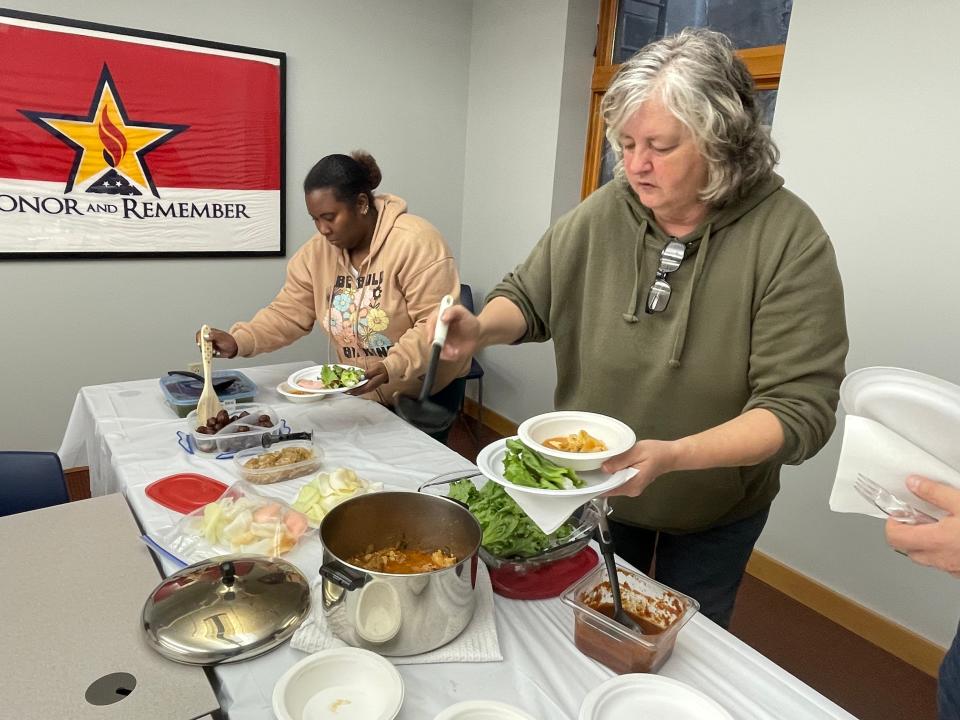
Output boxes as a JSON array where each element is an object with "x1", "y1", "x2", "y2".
[{"x1": 303, "y1": 150, "x2": 382, "y2": 203}]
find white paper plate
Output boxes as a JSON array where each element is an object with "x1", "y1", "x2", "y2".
[
  {"x1": 433, "y1": 700, "x2": 536, "y2": 720},
  {"x1": 273, "y1": 647, "x2": 403, "y2": 720},
  {"x1": 476, "y1": 437, "x2": 635, "y2": 534},
  {"x1": 579, "y1": 674, "x2": 733, "y2": 720},
  {"x1": 840, "y1": 366, "x2": 960, "y2": 471},
  {"x1": 287, "y1": 364, "x2": 369, "y2": 395}
]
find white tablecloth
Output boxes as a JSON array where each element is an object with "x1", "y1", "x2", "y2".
[{"x1": 58, "y1": 361, "x2": 856, "y2": 720}]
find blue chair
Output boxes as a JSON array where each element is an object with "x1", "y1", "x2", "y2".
[
  {"x1": 459, "y1": 284, "x2": 486, "y2": 423},
  {"x1": 0, "y1": 451, "x2": 69, "y2": 517}
]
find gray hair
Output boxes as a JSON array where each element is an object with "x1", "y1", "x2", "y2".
[{"x1": 601, "y1": 28, "x2": 779, "y2": 206}]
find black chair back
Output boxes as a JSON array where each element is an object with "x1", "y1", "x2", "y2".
[
  {"x1": 459, "y1": 283, "x2": 476, "y2": 314},
  {"x1": 0, "y1": 451, "x2": 69, "y2": 517}
]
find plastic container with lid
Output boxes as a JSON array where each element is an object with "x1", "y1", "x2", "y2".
[
  {"x1": 562, "y1": 564, "x2": 699, "y2": 674},
  {"x1": 160, "y1": 370, "x2": 258, "y2": 418},
  {"x1": 232, "y1": 440, "x2": 324, "y2": 485},
  {"x1": 180, "y1": 403, "x2": 284, "y2": 456}
]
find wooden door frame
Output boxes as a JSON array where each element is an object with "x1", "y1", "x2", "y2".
[{"x1": 581, "y1": 0, "x2": 785, "y2": 198}]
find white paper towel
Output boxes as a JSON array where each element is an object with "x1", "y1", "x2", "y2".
[
  {"x1": 830, "y1": 415, "x2": 960, "y2": 520},
  {"x1": 291, "y1": 561, "x2": 503, "y2": 665}
]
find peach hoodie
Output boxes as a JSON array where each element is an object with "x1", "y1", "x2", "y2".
[{"x1": 230, "y1": 194, "x2": 469, "y2": 405}]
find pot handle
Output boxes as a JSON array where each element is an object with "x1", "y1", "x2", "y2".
[{"x1": 320, "y1": 560, "x2": 369, "y2": 591}]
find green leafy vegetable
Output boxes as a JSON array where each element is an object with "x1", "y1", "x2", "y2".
[
  {"x1": 449, "y1": 479, "x2": 573, "y2": 558},
  {"x1": 318, "y1": 364, "x2": 364, "y2": 389},
  {"x1": 503, "y1": 438, "x2": 585, "y2": 490}
]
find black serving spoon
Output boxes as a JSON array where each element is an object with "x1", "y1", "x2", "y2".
[
  {"x1": 395, "y1": 295, "x2": 457, "y2": 436},
  {"x1": 595, "y1": 498, "x2": 643, "y2": 632},
  {"x1": 167, "y1": 370, "x2": 237, "y2": 395}
]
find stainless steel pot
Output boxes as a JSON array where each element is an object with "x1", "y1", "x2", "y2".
[{"x1": 319, "y1": 491, "x2": 482, "y2": 656}]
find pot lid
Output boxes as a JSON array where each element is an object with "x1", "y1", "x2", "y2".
[{"x1": 142, "y1": 554, "x2": 311, "y2": 666}]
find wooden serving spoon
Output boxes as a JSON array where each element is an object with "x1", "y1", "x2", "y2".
[{"x1": 196, "y1": 324, "x2": 224, "y2": 424}]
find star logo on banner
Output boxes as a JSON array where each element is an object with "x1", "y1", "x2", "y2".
[{"x1": 20, "y1": 64, "x2": 187, "y2": 197}]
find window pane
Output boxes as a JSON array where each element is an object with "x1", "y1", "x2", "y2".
[
  {"x1": 614, "y1": 0, "x2": 793, "y2": 64},
  {"x1": 757, "y1": 88, "x2": 778, "y2": 128},
  {"x1": 599, "y1": 138, "x2": 618, "y2": 188}
]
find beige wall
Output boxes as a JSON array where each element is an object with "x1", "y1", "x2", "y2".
[
  {"x1": 458, "y1": 0, "x2": 597, "y2": 420},
  {"x1": 760, "y1": 0, "x2": 960, "y2": 646}
]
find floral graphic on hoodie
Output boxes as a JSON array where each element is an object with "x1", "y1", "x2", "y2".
[{"x1": 328, "y1": 284, "x2": 392, "y2": 352}]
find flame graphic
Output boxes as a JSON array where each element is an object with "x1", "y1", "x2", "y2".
[{"x1": 98, "y1": 106, "x2": 127, "y2": 168}]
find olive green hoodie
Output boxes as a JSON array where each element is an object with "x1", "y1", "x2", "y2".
[{"x1": 490, "y1": 173, "x2": 848, "y2": 533}]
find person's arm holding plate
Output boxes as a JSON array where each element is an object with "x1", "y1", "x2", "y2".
[{"x1": 601, "y1": 410, "x2": 784, "y2": 496}]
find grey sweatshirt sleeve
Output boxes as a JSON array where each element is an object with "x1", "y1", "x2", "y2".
[
  {"x1": 486, "y1": 228, "x2": 554, "y2": 343},
  {"x1": 743, "y1": 232, "x2": 849, "y2": 465}
]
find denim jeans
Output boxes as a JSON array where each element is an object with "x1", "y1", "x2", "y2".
[
  {"x1": 940, "y1": 622, "x2": 960, "y2": 720},
  {"x1": 609, "y1": 505, "x2": 771, "y2": 629}
]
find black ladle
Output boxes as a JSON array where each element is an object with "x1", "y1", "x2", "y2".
[
  {"x1": 395, "y1": 294, "x2": 457, "y2": 436},
  {"x1": 595, "y1": 498, "x2": 642, "y2": 632}
]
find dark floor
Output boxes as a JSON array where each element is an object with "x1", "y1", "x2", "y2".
[{"x1": 447, "y1": 413, "x2": 940, "y2": 720}]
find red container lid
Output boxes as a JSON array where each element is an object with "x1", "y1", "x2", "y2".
[
  {"x1": 145, "y1": 473, "x2": 228, "y2": 514},
  {"x1": 488, "y1": 546, "x2": 598, "y2": 600}
]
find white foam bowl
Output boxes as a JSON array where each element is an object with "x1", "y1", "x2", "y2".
[
  {"x1": 517, "y1": 411, "x2": 636, "y2": 471},
  {"x1": 433, "y1": 700, "x2": 537, "y2": 719},
  {"x1": 276, "y1": 382, "x2": 327, "y2": 404},
  {"x1": 273, "y1": 647, "x2": 403, "y2": 720}
]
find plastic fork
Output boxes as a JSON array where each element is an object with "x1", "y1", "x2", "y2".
[{"x1": 854, "y1": 473, "x2": 937, "y2": 525}]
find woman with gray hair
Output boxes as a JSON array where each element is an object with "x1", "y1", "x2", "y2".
[{"x1": 434, "y1": 28, "x2": 848, "y2": 627}]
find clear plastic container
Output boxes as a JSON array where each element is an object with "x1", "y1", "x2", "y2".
[
  {"x1": 561, "y1": 564, "x2": 699, "y2": 674},
  {"x1": 159, "y1": 370, "x2": 258, "y2": 418},
  {"x1": 185, "y1": 403, "x2": 281, "y2": 455},
  {"x1": 232, "y1": 440, "x2": 324, "y2": 485}
]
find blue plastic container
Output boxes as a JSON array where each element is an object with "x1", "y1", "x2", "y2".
[{"x1": 159, "y1": 370, "x2": 258, "y2": 418}]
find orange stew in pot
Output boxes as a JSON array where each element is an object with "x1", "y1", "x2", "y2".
[{"x1": 349, "y1": 545, "x2": 458, "y2": 574}]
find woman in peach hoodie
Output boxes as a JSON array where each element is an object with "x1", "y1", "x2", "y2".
[{"x1": 203, "y1": 151, "x2": 469, "y2": 435}]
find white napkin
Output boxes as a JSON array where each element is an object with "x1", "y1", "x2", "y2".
[
  {"x1": 290, "y1": 562, "x2": 502, "y2": 665},
  {"x1": 504, "y1": 468, "x2": 636, "y2": 534},
  {"x1": 830, "y1": 415, "x2": 960, "y2": 520}
]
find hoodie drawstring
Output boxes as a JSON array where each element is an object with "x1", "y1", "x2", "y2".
[
  {"x1": 668, "y1": 223, "x2": 712, "y2": 368},
  {"x1": 622, "y1": 219, "x2": 648, "y2": 323}
]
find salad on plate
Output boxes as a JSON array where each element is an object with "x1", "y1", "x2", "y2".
[{"x1": 289, "y1": 364, "x2": 367, "y2": 393}]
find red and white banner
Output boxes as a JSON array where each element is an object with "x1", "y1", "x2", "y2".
[{"x1": 0, "y1": 10, "x2": 284, "y2": 258}]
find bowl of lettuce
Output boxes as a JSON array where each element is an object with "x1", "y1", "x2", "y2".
[{"x1": 420, "y1": 473, "x2": 599, "y2": 570}]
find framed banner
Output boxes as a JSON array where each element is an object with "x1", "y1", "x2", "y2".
[{"x1": 0, "y1": 9, "x2": 285, "y2": 259}]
